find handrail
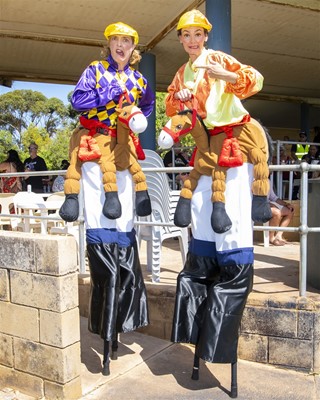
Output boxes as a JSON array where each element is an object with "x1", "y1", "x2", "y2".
[
  {"x1": 1, "y1": 164, "x2": 320, "y2": 296},
  {"x1": 272, "y1": 140, "x2": 320, "y2": 199}
]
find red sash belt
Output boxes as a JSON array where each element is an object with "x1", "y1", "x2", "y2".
[
  {"x1": 79, "y1": 116, "x2": 116, "y2": 137},
  {"x1": 189, "y1": 115, "x2": 250, "y2": 168},
  {"x1": 78, "y1": 116, "x2": 145, "y2": 161}
]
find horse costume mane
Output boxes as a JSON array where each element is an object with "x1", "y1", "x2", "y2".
[
  {"x1": 158, "y1": 106, "x2": 273, "y2": 233},
  {"x1": 59, "y1": 101, "x2": 151, "y2": 222}
]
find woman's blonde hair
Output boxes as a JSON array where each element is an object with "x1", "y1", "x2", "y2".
[{"x1": 101, "y1": 45, "x2": 141, "y2": 66}]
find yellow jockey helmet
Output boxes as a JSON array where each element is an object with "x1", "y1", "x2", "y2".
[
  {"x1": 104, "y1": 22, "x2": 139, "y2": 45},
  {"x1": 177, "y1": 9, "x2": 212, "y2": 32}
]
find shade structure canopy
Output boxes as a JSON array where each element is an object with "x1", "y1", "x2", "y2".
[{"x1": 0, "y1": 0, "x2": 319, "y2": 129}]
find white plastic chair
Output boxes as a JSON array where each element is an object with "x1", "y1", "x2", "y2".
[
  {"x1": 0, "y1": 193, "x2": 15, "y2": 229},
  {"x1": 137, "y1": 149, "x2": 189, "y2": 283},
  {"x1": 48, "y1": 192, "x2": 78, "y2": 233},
  {"x1": 12, "y1": 191, "x2": 47, "y2": 232},
  {"x1": 46, "y1": 191, "x2": 66, "y2": 230}
]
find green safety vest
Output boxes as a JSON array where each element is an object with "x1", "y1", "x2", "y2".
[{"x1": 296, "y1": 144, "x2": 310, "y2": 160}]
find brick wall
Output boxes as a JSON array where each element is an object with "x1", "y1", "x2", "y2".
[
  {"x1": 239, "y1": 295, "x2": 320, "y2": 372},
  {"x1": 126, "y1": 286, "x2": 320, "y2": 373},
  {"x1": 0, "y1": 231, "x2": 82, "y2": 399}
]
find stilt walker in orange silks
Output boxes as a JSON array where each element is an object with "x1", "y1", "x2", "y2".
[{"x1": 161, "y1": 10, "x2": 272, "y2": 397}]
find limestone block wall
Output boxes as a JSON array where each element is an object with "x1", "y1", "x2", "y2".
[
  {"x1": 128, "y1": 286, "x2": 320, "y2": 373},
  {"x1": 239, "y1": 294, "x2": 320, "y2": 373},
  {"x1": 0, "y1": 231, "x2": 82, "y2": 400},
  {"x1": 138, "y1": 286, "x2": 176, "y2": 341}
]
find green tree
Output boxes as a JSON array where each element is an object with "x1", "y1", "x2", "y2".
[
  {"x1": 44, "y1": 128, "x2": 72, "y2": 170},
  {"x1": 0, "y1": 90, "x2": 69, "y2": 147},
  {"x1": 155, "y1": 92, "x2": 168, "y2": 139},
  {"x1": 0, "y1": 129, "x2": 17, "y2": 162}
]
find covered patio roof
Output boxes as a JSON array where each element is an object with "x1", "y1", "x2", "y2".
[{"x1": 0, "y1": 0, "x2": 319, "y2": 129}]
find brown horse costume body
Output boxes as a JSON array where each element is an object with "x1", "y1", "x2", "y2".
[
  {"x1": 159, "y1": 109, "x2": 272, "y2": 233},
  {"x1": 59, "y1": 103, "x2": 151, "y2": 222}
]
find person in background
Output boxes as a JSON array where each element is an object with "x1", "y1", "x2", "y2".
[
  {"x1": 268, "y1": 179, "x2": 294, "y2": 246},
  {"x1": 290, "y1": 131, "x2": 309, "y2": 162},
  {"x1": 52, "y1": 159, "x2": 70, "y2": 192},
  {"x1": 0, "y1": 149, "x2": 24, "y2": 193},
  {"x1": 312, "y1": 126, "x2": 320, "y2": 158},
  {"x1": 302, "y1": 144, "x2": 320, "y2": 164},
  {"x1": 301, "y1": 145, "x2": 320, "y2": 179},
  {"x1": 163, "y1": 143, "x2": 189, "y2": 189},
  {"x1": 272, "y1": 145, "x2": 291, "y2": 181},
  {"x1": 290, "y1": 132, "x2": 309, "y2": 199},
  {"x1": 23, "y1": 143, "x2": 48, "y2": 193},
  {"x1": 282, "y1": 135, "x2": 293, "y2": 159}
]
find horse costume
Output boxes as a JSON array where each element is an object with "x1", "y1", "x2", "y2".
[
  {"x1": 158, "y1": 103, "x2": 272, "y2": 233},
  {"x1": 59, "y1": 100, "x2": 152, "y2": 222}
]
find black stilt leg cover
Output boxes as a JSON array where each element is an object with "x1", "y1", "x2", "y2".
[
  {"x1": 196, "y1": 262, "x2": 253, "y2": 363},
  {"x1": 171, "y1": 252, "x2": 220, "y2": 344},
  {"x1": 87, "y1": 241, "x2": 149, "y2": 341},
  {"x1": 171, "y1": 252, "x2": 253, "y2": 363},
  {"x1": 116, "y1": 243, "x2": 149, "y2": 332}
]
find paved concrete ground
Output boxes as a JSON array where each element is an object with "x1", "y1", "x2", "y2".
[
  {"x1": 79, "y1": 317, "x2": 319, "y2": 400},
  {"x1": 1, "y1": 240, "x2": 320, "y2": 399}
]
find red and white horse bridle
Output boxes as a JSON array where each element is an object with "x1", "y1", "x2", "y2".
[
  {"x1": 162, "y1": 96, "x2": 199, "y2": 143},
  {"x1": 117, "y1": 92, "x2": 144, "y2": 127}
]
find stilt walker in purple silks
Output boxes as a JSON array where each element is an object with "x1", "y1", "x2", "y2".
[{"x1": 59, "y1": 22, "x2": 155, "y2": 376}]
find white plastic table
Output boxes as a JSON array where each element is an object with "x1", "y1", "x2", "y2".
[{"x1": 15, "y1": 198, "x2": 63, "y2": 234}]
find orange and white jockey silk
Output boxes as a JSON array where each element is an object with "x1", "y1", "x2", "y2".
[{"x1": 166, "y1": 48, "x2": 263, "y2": 128}]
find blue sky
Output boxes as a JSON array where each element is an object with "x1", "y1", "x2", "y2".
[{"x1": 0, "y1": 81, "x2": 75, "y2": 105}]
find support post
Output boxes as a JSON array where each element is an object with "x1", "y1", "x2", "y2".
[
  {"x1": 139, "y1": 52, "x2": 156, "y2": 150},
  {"x1": 206, "y1": 0, "x2": 231, "y2": 53}
]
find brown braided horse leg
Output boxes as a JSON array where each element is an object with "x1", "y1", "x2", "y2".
[
  {"x1": 211, "y1": 166, "x2": 232, "y2": 234},
  {"x1": 174, "y1": 168, "x2": 202, "y2": 227}
]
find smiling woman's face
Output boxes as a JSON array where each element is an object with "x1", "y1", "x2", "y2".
[
  {"x1": 179, "y1": 27, "x2": 207, "y2": 61},
  {"x1": 109, "y1": 35, "x2": 135, "y2": 69}
]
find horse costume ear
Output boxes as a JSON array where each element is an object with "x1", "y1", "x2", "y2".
[
  {"x1": 116, "y1": 104, "x2": 129, "y2": 113},
  {"x1": 184, "y1": 114, "x2": 193, "y2": 126}
]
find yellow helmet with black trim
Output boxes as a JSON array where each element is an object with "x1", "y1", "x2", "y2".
[
  {"x1": 177, "y1": 9, "x2": 212, "y2": 32},
  {"x1": 104, "y1": 22, "x2": 139, "y2": 45}
]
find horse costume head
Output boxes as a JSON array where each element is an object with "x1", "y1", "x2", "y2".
[
  {"x1": 117, "y1": 102, "x2": 148, "y2": 134},
  {"x1": 158, "y1": 109, "x2": 199, "y2": 149}
]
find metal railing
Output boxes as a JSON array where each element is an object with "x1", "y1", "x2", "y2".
[
  {"x1": 1, "y1": 163, "x2": 320, "y2": 297},
  {"x1": 272, "y1": 140, "x2": 320, "y2": 199}
]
